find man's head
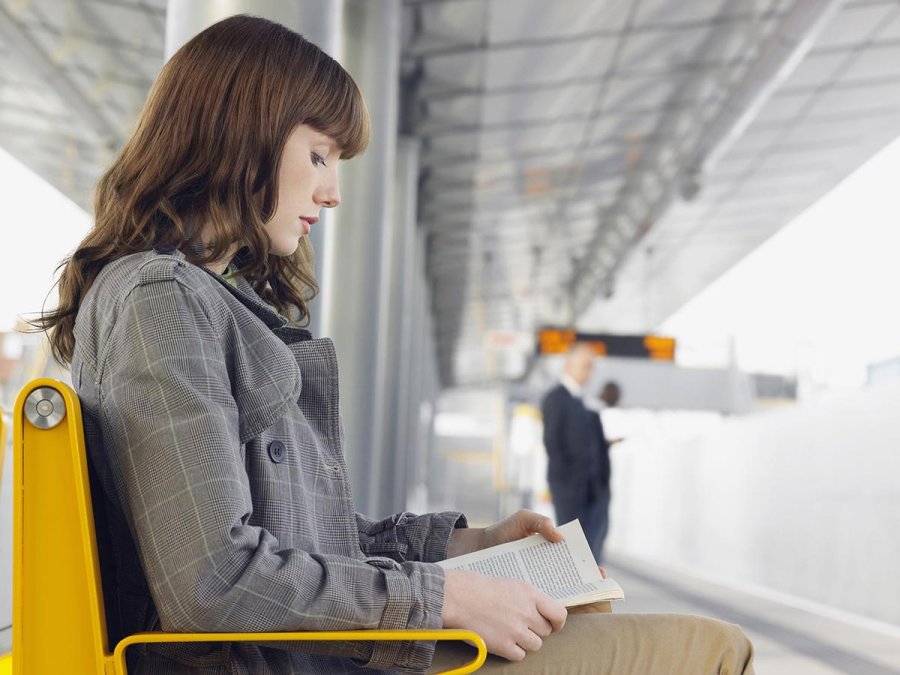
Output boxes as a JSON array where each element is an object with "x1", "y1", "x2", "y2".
[
  {"x1": 564, "y1": 342, "x2": 595, "y2": 386},
  {"x1": 600, "y1": 381, "x2": 621, "y2": 407}
]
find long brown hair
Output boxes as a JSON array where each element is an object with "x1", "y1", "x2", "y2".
[{"x1": 36, "y1": 14, "x2": 370, "y2": 365}]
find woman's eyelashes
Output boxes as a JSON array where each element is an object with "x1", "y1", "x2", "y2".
[{"x1": 311, "y1": 152, "x2": 327, "y2": 167}]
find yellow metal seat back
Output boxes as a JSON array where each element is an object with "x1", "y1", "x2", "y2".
[
  {"x1": 11, "y1": 379, "x2": 485, "y2": 675},
  {"x1": 1, "y1": 408, "x2": 9, "y2": 674},
  {"x1": 13, "y1": 379, "x2": 109, "y2": 674}
]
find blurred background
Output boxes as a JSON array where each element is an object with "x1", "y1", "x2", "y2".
[{"x1": 1, "y1": 1, "x2": 900, "y2": 672}]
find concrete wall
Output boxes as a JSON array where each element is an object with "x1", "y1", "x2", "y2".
[{"x1": 606, "y1": 382, "x2": 900, "y2": 626}]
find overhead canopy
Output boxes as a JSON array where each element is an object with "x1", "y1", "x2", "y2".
[{"x1": 2, "y1": 0, "x2": 899, "y2": 387}]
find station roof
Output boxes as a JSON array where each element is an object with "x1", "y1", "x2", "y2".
[{"x1": 2, "y1": 0, "x2": 899, "y2": 386}]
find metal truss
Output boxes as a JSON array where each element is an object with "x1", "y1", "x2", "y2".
[
  {"x1": 567, "y1": 0, "x2": 843, "y2": 319},
  {"x1": 0, "y1": 4, "x2": 120, "y2": 148}
]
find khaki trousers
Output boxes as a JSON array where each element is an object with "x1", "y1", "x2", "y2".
[{"x1": 428, "y1": 614, "x2": 755, "y2": 675}]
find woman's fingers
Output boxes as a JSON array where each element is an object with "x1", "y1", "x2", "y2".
[
  {"x1": 519, "y1": 509, "x2": 563, "y2": 542},
  {"x1": 516, "y1": 628, "x2": 543, "y2": 653},
  {"x1": 443, "y1": 571, "x2": 567, "y2": 662},
  {"x1": 529, "y1": 615, "x2": 554, "y2": 638},
  {"x1": 483, "y1": 509, "x2": 565, "y2": 548},
  {"x1": 502, "y1": 643, "x2": 527, "y2": 662},
  {"x1": 536, "y1": 593, "x2": 568, "y2": 632},
  {"x1": 534, "y1": 516, "x2": 563, "y2": 542}
]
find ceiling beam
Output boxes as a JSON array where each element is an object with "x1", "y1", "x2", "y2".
[
  {"x1": 403, "y1": 10, "x2": 785, "y2": 61},
  {"x1": 0, "y1": 4, "x2": 121, "y2": 148},
  {"x1": 568, "y1": 0, "x2": 844, "y2": 318},
  {"x1": 690, "y1": 1, "x2": 846, "y2": 174},
  {"x1": 419, "y1": 135, "x2": 641, "y2": 170},
  {"x1": 419, "y1": 188, "x2": 617, "y2": 222},
  {"x1": 416, "y1": 97, "x2": 714, "y2": 139},
  {"x1": 415, "y1": 57, "x2": 754, "y2": 105}
]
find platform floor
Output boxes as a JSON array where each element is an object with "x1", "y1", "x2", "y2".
[{"x1": 606, "y1": 554, "x2": 900, "y2": 675}]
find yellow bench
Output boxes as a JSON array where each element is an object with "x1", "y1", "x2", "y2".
[
  {"x1": 1, "y1": 409, "x2": 9, "y2": 675},
  {"x1": 9, "y1": 378, "x2": 486, "y2": 674}
]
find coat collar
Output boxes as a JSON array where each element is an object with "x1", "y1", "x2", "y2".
[
  {"x1": 560, "y1": 373, "x2": 583, "y2": 398},
  {"x1": 209, "y1": 270, "x2": 314, "y2": 343},
  {"x1": 162, "y1": 246, "x2": 313, "y2": 339}
]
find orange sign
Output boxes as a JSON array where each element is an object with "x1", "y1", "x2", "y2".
[
  {"x1": 537, "y1": 328, "x2": 576, "y2": 354},
  {"x1": 537, "y1": 328, "x2": 675, "y2": 360}
]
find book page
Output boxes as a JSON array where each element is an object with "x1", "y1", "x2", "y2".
[{"x1": 438, "y1": 520, "x2": 623, "y2": 605}]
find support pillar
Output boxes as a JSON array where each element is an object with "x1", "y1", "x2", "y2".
[
  {"x1": 384, "y1": 137, "x2": 420, "y2": 513},
  {"x1": 166, "y1": 0, "x2": 403, "y2": 518},
  {"x1": 165, "y1": 0, "x2": 343, "y2": 339},
  {"x1": 327, "y1": 0, "x2": 402, "y2": 516}
]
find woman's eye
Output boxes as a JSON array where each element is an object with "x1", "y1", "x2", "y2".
[{"x1": 311, "y1": 153, "x2": 327, "y2": 167}]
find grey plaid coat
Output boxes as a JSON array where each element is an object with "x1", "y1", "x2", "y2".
[{"x1": 70, "y1": 248, "x2": 465, "y2": 674}]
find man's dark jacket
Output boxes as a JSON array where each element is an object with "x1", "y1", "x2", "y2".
[{"x1": 541, "y1": 384, "x2": 610, "y2": 490}]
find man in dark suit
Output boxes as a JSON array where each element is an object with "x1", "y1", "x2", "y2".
[{"x1": 541, "y1": 343, "x2": 611, "y2": 563}]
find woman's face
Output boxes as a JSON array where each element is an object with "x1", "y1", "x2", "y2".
[{"x1": 266, "y1": 124, "x2": 342, "y2": 256}]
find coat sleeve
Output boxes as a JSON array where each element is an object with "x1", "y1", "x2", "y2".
[
  {"x1": 99, "y1": 276, "x2": 444, "y2": 671},
  {"x1": 356, "y1": 511, "x2": 468, "y2": 563}
]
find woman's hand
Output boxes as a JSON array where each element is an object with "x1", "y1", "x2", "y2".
[
  {"x1": 442, "y1": 569, "x2": 567, "y2": 661},
  {"x1": 447, "y1": 509, "x2": 563, "y2": 558}
]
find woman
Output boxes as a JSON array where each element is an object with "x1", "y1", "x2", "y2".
[{"x1": 38, "y1": 15, "x2": 754, "y2": 675}]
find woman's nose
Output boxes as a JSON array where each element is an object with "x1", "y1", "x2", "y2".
[{"x1": 316, "y1": 172, "x2": 341, "y2": 208}]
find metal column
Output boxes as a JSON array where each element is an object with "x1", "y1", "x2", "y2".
[
  {"x1": 384, "y1": 137, "x2": 420, "y2": 514},
  {"x1": 419, "y1": 303, "x2": 440, "y2": 510},
  {"x1": 326, "y1": 0, "x2": 402, "y2": 517},
  {"x1": 165, "y1": 1, "x2": 343, "y2": 61},
  {"x1": 165, "y1": 0, "x2": 343, "y2": 340},
  {"x1": 166, "y1": 0, "x2": 404, "y2": 517},
  {"x1": 410, "y1": 227, "x2": 439, "y2": 512}
]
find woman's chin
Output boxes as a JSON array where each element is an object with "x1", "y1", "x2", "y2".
[{"x1": 272, "y1": 240, "x2": 301, "y2": 257}]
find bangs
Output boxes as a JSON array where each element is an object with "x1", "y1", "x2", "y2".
[{"x1": 302, "y1": 57, "x2": 371, "y2": 160}]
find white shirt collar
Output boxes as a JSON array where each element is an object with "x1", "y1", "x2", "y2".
[
  {"x1": 583, "y1": 398, "x2": 604, "y2": 413},
  {"x1": 560, "y1": 373, "x2": 583, "y2": 397}
]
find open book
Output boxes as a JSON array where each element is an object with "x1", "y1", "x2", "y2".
[{"x1": 438, "y1": 520, "x2": 624, "y2": 608}]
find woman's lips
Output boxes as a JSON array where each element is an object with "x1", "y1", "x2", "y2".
[{"x1": 299, "y1": 215, "x2": 319, "y2": 236}]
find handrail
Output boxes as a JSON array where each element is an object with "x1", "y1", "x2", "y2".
[{"x1": 112, "y1": 629, "x2": 487, "y2": 675}]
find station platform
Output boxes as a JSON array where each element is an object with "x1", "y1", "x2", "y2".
[{"x1": 606, "y1": 554, "x2": 900, "y2": 675}]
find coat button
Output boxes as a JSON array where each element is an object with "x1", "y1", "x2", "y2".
[
  {"x1": 153, "y1": 243, "x2": 177, "y2": 254},
  {"x1": 268, "y1": 440, "x2": 286, "y2": 463}
]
